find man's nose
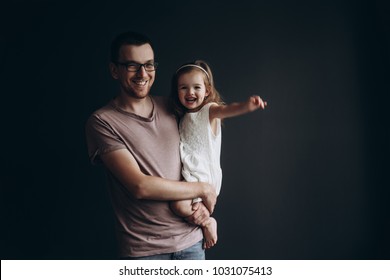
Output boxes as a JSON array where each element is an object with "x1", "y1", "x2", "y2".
[{"x1": 136, "y1": 65, "x2": 148, "y2": 76}]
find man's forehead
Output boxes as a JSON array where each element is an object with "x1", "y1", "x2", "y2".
[{"x1": 118, "y1": 44, "x2": 154, "y2": 61}]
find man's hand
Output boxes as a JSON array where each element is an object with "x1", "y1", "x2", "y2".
[
  {"x1": 185, "y1": 202, "x2": 211, "y2": 226},
  {"x1": 201, "y1": 183, "x2": 217, "y2": 214}
]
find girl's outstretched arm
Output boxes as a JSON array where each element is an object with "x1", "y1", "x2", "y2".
[{"x1": 209, "y1": 95, "x2": 267, "y2": 120}]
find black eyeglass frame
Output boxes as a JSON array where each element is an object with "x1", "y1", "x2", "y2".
[{"x1": 116, "y1": 61, "x2": 158, "y2": 72}]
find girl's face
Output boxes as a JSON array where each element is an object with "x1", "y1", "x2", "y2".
[{"x1": 177, "y1": 71, "x2": 209, "y2": 111}]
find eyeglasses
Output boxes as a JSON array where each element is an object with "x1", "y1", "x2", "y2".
[{"x1": 117, "y1": 61, "x2": 158, "y2": 72}]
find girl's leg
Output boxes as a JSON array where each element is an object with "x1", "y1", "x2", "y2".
[
  {"x1": 170, "y1": 199, "x2": 195, "y2": 217},
  {"x1": 170, "y1": 200, "x2": 218, "y2": 249},
  {"x1": 201, "y1": 217, "x2": 218, "y2": 249}
]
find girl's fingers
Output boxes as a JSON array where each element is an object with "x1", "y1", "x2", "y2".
[{"x1": 250, "y1": 95, "x2": 267, "y2": 109}]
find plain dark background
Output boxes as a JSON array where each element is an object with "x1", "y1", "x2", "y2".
[{"x1": 1, "y1": 0, "x2": 389, "y2": 260}]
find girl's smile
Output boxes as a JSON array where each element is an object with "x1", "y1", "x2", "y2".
[{"x1": 177, "y1": 71, "x2": 209, "y2": 111}]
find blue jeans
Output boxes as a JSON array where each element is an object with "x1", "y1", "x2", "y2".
[{"x1": 123, "y1": 240, "x2": 205, "y2": 260}]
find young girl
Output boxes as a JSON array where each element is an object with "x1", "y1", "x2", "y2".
[{"x1": 170, "y1": 60, "x2": 267, "y2": 249}]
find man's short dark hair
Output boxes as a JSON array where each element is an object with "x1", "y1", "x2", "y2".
[{"x1": 110, "y1": 31, "x2": 154, "y2": 63}]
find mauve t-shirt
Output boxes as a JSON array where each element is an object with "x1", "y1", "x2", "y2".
[{"x1": 85, "y1": 95, "x2": 202, "y2": 257}]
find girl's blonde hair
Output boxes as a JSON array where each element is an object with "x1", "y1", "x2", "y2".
[{"x1": 170, "y1": 60, "x2": 224, "y2": 118}]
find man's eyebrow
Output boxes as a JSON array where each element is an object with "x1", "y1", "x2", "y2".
[{"x1": 120, "y1": 59, "x2": 154, "y2": 64}]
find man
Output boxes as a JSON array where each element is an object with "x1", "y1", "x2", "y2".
[{"x1": 85, "y1": 31, "x2": 216, "y2": 259}]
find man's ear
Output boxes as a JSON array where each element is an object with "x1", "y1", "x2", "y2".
[{"x1": 109, "y1": 62, "x2": 119, "y2": 79}]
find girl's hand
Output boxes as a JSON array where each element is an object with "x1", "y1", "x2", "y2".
[{"x1": 248, "y1": 95, "x2": 267, "y2": 111}]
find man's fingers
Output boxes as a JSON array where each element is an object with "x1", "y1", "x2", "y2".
[{"x1": 192, "y1": 202, "x2": 200, "y2": 211}]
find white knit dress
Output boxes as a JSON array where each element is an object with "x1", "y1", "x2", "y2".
[{"x1": 179, "y1": 103, "x2": 222, "y2": 201}]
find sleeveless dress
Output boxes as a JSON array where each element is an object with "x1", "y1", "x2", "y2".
[{"x1": 179, "y1": 103, "x2": 222, "y2": 201}]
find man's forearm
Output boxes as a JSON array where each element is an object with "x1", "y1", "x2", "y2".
[
  {"x1": 136, "y1": 175, "x2": 207, "y2": 201},
  {"x1": 101, "y1": 149, "x2": 216, "y2": 212}
]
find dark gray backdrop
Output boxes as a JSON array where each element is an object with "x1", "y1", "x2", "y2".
[{"x1": 1, "y1": 0, "x2": 389, "y2": 259}]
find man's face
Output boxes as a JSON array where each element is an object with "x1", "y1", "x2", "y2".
[{"x1": 112, "y1": 43, "x2": 156, "y2": 99}]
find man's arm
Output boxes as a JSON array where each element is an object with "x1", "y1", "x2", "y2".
[{"x1": 101, "y1": 148, "x2": 217, "y2": 213}]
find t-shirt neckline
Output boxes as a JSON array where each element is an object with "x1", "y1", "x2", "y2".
[{"x1": 110, "y1": 96, "x2": 156, "y2": 122}]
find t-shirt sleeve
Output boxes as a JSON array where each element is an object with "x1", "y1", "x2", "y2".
[{"x1": 85, "y1": 114, "x2": 126, "y2": 165}]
